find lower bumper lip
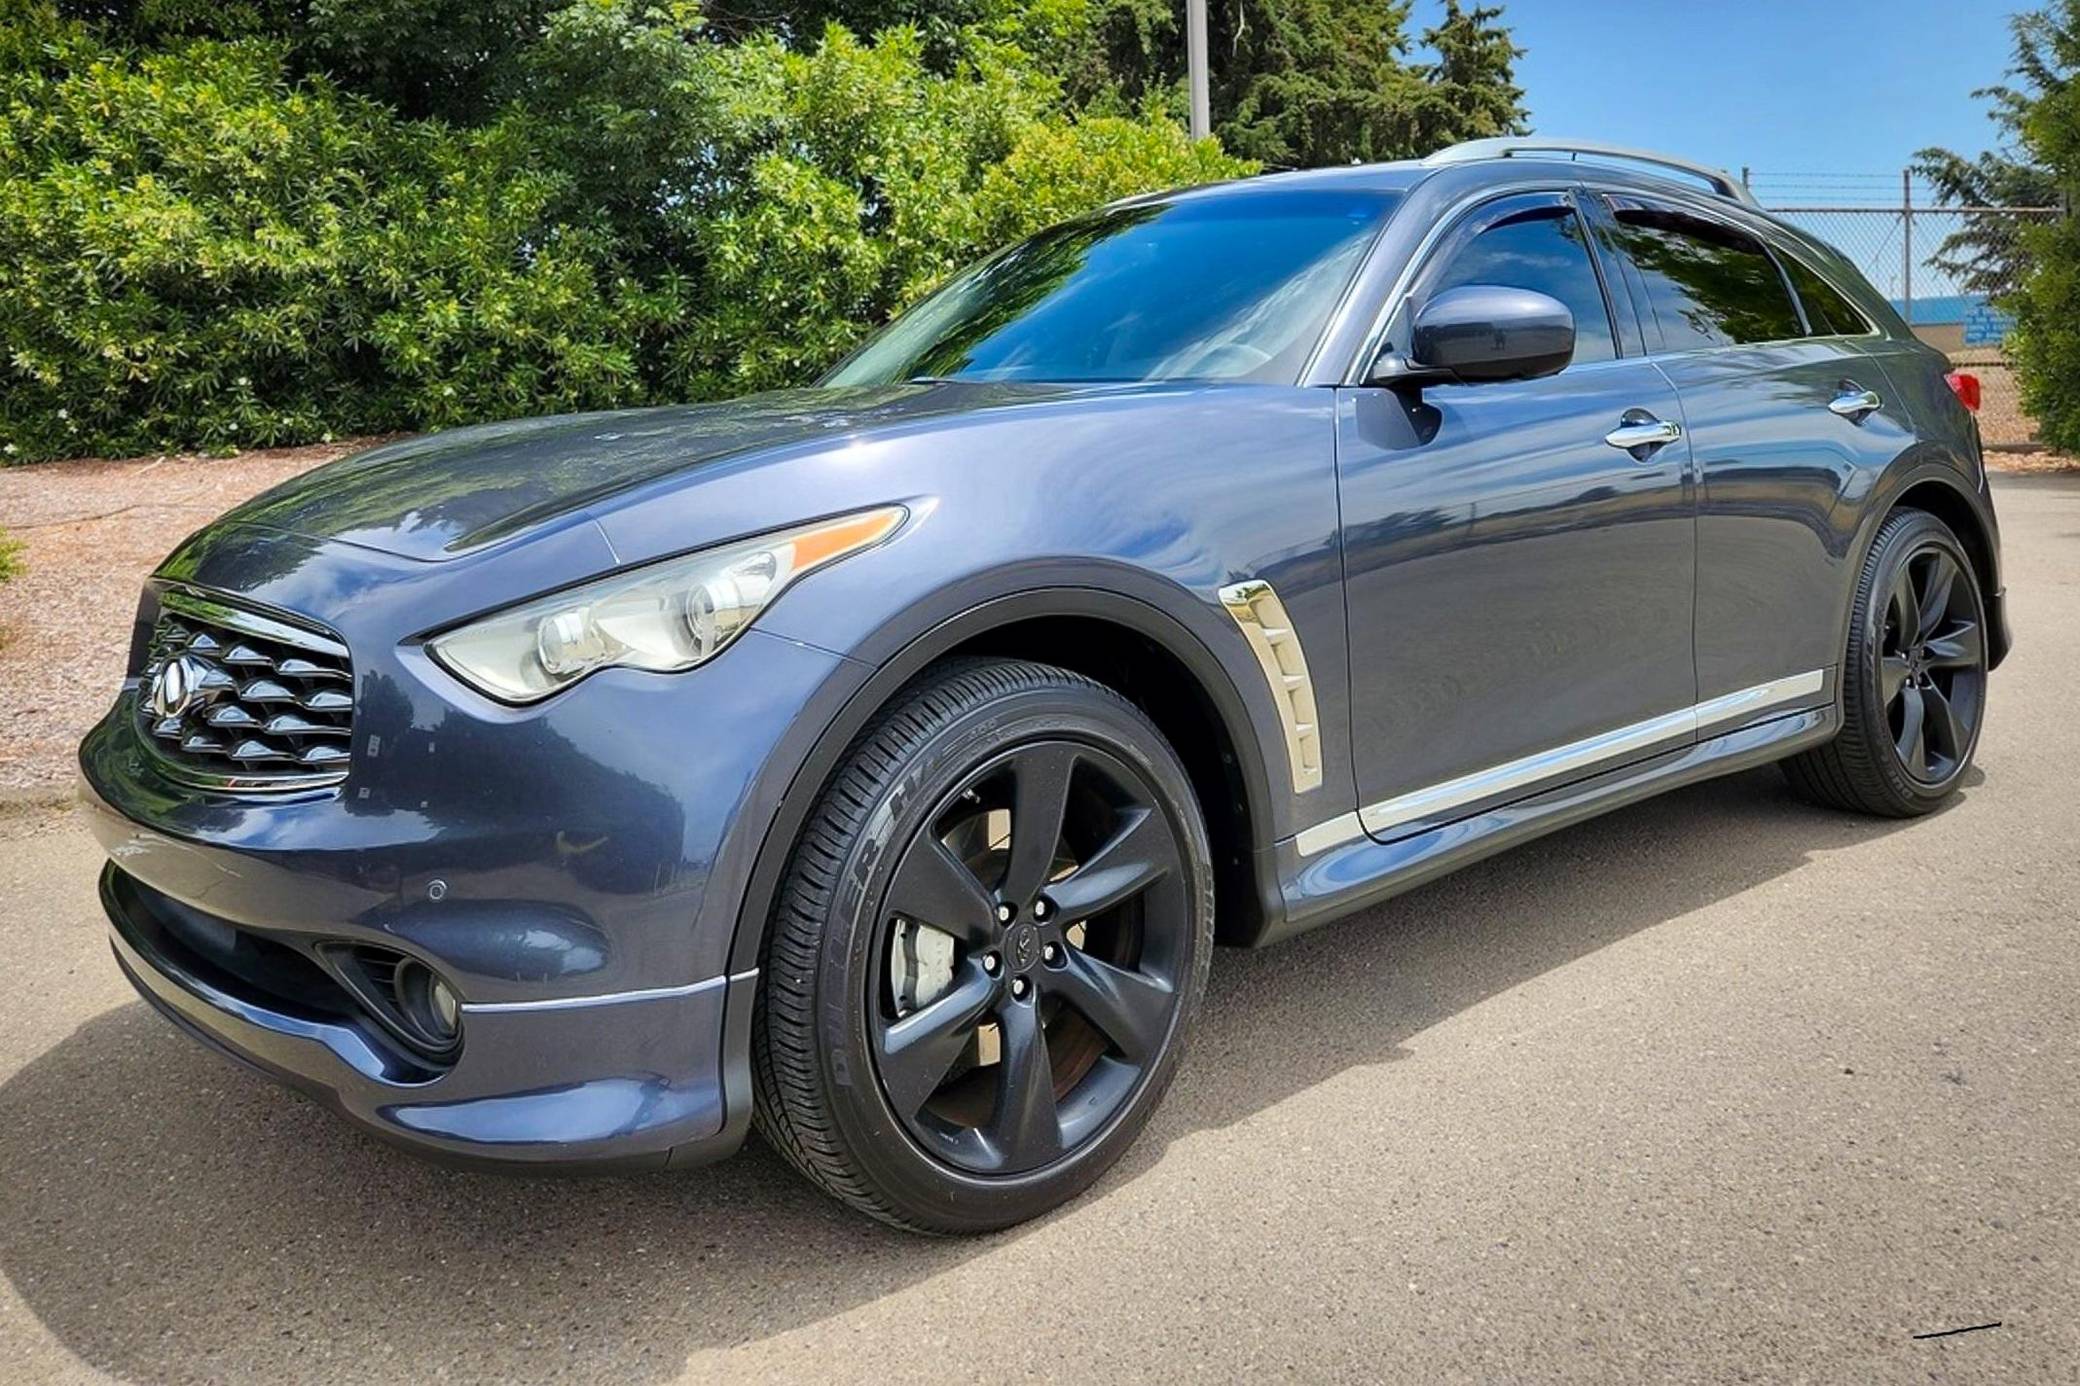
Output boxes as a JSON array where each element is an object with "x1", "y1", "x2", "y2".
[{"x1": 102, "y1": 862, "x2": 748, "y2": 1170}]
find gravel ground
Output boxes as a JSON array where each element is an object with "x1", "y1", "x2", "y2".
[
  {"x1": 0, "y1": 472, "x2": 2073, "y2": 1384},
  {"x1": 1983, "y1": 447, "x2": 2080, "y2": 475}
]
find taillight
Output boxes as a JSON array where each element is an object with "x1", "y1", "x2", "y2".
[{"x1": 1946, "y1": 371, "x2": 1982, "y2": 412}]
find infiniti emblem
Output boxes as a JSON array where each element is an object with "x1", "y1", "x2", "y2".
[
  {"x1": 146, "y1": 653, "x2": 213, "y2": 719},
  {"x1": 1010, "y1": 922, "x2": 1040, "y2": 971}
]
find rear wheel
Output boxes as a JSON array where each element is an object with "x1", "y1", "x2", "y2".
[
  {"x1": 1784, "y1": 509, "x2": 1988, "y2": 816},
  {"x1": 752, "y1": 658, "x2": 1213, "y2": 1233}
]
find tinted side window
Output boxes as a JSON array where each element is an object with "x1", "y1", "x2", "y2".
[
  {"x1": 1604, "y1": 203, "x2": 1804, "y2": 351},
  {"x1": 1782, "y1": 254, "x2": 1873, "y2": 337},
  {"x1": 1426, "y1": 204, "x2": 1617, "y2": 365}
]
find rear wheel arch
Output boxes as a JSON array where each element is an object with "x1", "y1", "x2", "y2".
[
  {"x1": 1786, "y1": 506, "x2": 1989, "y2": 815},
  {"x1": 1891, "y1": 480, "x2": 1998, "y2": 621},
  {"x1": 1840, "y1": 464, "x2": 2005, "y2": 669},
  {"x1": 727, "y1": 589, "x2": 1280, "y2": 978}
]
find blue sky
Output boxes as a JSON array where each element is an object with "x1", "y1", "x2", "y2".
[{"x1": 1414, "y1": 0, "x2": 2026, "y2": 205}]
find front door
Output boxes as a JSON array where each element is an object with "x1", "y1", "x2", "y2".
[{"x1": 1337, "y1": 192, "x2": 1699, "y2": 841}]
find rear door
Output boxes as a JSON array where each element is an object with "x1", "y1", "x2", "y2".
[{"x1": 1590, "y1": 193, "x2": 1914, "y2": 712}]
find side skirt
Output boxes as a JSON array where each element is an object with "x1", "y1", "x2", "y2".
[{"x1": 1245, "y1": 704, "x2": 1839, "y2": 948}]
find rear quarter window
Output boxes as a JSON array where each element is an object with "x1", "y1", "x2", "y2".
[{"x1": 1781, "y1": 254, "x2": 1875, "y2": 337}]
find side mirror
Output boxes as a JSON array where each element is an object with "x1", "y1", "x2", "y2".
[{"x1": 1372, "y1": 284, "x2": 1576, "y2": 386}]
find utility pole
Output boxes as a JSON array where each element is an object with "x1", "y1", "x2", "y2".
[
  {"x1": 1187, "y1": 0, "x2": 1210, "y2": 141},
  {"x1": 1902, "y1": 167, "x2": 1915, "y2": 328}
]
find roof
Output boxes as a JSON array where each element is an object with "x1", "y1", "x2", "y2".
[{"x1": 1154, "y1": 139, "x2": 1760, "y2": 213}]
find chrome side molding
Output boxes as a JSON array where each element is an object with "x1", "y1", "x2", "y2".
[
  {"x1": 1218, "y1": 579, "x2": 1324, "y2": 794},
  {"x1": 1296, "y1": 669, "x2": 1830, "y2": 855},
  {"x1": 1692, "y1": 669, "x2": 1827, "y2": 732},
  {"x1": 1294, "y1": 811, "x2": 1364, "y2": 858},
  {"x1": 1359, "y1": 704, "x2": 1698, "y2": 840}
]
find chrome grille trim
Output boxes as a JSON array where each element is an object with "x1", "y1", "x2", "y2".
[
  {"x1": 159, "y1": 588, "x2": 348, "y2": 660},
  {"x1": 135, "y1": 586, "x2": 354, "y2": 793}
]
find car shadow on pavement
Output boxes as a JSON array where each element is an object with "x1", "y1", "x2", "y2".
[{"x1": 0, "y1": 766, "x2": 1961, "y2": 1381}]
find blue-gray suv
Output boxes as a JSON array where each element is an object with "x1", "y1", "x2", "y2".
[{"x1": 81, "y1": 140, "x2": 2010, "y2": 1232}]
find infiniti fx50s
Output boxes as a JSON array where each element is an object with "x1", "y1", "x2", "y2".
[{"x1": 82, "y1": 139, "x2": 2009, "y2": 1233}]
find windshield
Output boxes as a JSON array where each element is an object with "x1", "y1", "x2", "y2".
[{"x1": 826, "y1": 190, "x2": 1399, "y2": 387}]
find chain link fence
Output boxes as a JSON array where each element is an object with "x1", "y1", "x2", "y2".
[{"x1": 1759, "y1": 195, "x2": 2061, "y2": 449}]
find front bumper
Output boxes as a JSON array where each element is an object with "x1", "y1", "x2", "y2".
[
  {"x1": 101, "y1": 853, "x2": 753, "y2": 1169},
  {"x1": 78, "y1": 524, "x2": 872, "y2": 1168}
]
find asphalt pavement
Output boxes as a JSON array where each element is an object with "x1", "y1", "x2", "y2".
[{"x1": 2, "y1": 474, "x2": 2075, "y2": 1384}]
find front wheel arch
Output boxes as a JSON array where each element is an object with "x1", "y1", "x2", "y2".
[{"x1": 726, "y1": 588, "x2": 1281, "y2": 979}]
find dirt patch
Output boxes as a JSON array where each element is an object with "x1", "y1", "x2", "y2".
[
  {"x1": 1985, "y1": 448, "x2": 2080, "y2": 475},
  {"x1": 0, "y1": 439, "x2": 396, "y2": 794}
]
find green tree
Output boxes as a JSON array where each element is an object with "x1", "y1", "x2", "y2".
[
  {"x1": 58, "y1": 0, "x2": 571, "y2": 122},
  {"x1": 778, "y1": 0, "x2": 1527, "y2": 167},
  {"x1": 667, "y1": 24, "x2": 1239, "y2": 396},
  {"x1": 1073, "y1": 0, "x2": 1530, "y2": 165},
  {"x1": 1918, "y1": 2, "x2": 2080, "y2": 449},
  {"x1": 1913, "y1": 8, "x2": 2063, "y2": 298},
  {"x1": 1416, "y1": 1, "x2": 1523, "y2": 149}
]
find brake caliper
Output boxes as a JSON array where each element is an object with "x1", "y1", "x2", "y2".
[{"x1": 889, "y1": 918, "x2": 956, "y2": 1018}]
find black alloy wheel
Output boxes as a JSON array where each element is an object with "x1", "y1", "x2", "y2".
[
  {"x1": 753, "y1": 659, "x2": 1213, "y2": 1233},
  {"x1": 870, "y1": 739, "x2": 1191, "y2": 1175},
  {"x1": 1875, "y1": 542, "x2": 1986, "y2": 784},
  {"x1": 1784, "y1": 508, "x2": 1989, "y2": 816}
]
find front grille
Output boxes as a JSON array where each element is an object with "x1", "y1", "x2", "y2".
[{"x1": 136, "y1": 587, "x2": 354, "y2": 791}]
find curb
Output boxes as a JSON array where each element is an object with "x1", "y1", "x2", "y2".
[{"x1": 0, "y1": 784, "x2": 76, "y2": 818}]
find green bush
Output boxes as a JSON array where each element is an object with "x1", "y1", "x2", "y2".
[
  {"x1": 1, "y1": 3, "x2": 1251, "y2": 462},
  {"x1": 670, "y1": 26, "x2": 1241, "y2": 397},
  {"x1": 1, "y1": 23, "x2": 662, "y2": 458}
]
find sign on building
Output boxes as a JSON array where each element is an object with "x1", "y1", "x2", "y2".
[{"x1": 1962, "y1": 302, "x2": 2017, "y2": 347}]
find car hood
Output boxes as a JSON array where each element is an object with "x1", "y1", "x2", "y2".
[{"x1": 214, "y1": 383, "x2": 1125, "y2": 562}]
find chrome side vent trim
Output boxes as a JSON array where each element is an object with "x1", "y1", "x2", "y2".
[{"x1": 1218, "y1": 579, "x2": 1324, "y2": 794}]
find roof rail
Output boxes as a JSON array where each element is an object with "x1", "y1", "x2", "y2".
[{"x1": 1421, "y1": 138, "x2": 1762, "y2": 209}]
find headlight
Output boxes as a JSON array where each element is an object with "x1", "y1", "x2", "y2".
[{"x1": 427, "y1": 505, "x2": 906, "y2": 703}]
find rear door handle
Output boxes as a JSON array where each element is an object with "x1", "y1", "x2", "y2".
[
  {"x1": 1604, "y1": 412, "x2": 1684, "y2": 458},
  {"x1": 1829, "y1": 386, "x2": 1883, "y2": 422}
]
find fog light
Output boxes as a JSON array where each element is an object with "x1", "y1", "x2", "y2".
[
  {"x1": 396, "y1": 959, "x2": 462, "y2": 1045},
  {"x1": 430, "y1": 977, "x2": 461, "y2": 1037}
]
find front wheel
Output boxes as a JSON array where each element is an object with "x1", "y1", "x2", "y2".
[
  {"x1": 752, "y1": 658, "x2": 1214, "y2": 1233},
  {"x1": 1783, "y1": 508, "x2": 1989, "y2": 816}
]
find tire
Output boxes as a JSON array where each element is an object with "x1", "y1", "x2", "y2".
[
  {"x1": 1783, "y1": 508, "x2": 1990, "y2": 817},
  {"x1": 751, "y1": 657, "x2": 1215, "y2": 1233}
]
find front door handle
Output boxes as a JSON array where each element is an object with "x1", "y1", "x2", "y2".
[
  {"x1": 1829, "y1": 385, "x2": 1883, "y2": 422},
  {"x1": 1604, "y1": 411, "x2": 1684, "y2": 458}
]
